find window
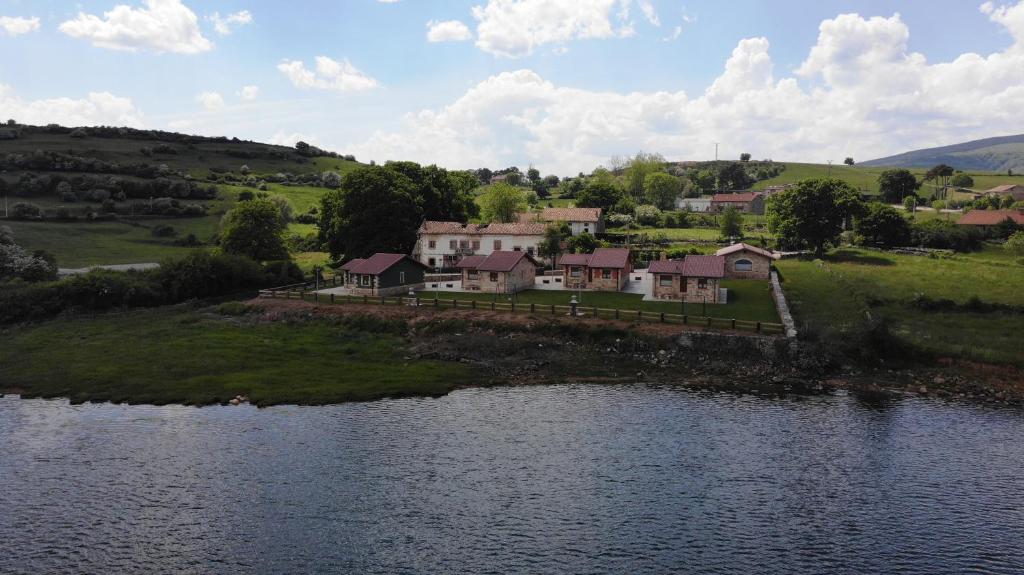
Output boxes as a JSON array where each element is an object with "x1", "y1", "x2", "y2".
[
  {"x1": 472, "y1": 240, "x2": 480, "y2": 250},
  {"x1": 698, "y1": 278, "x2": 708, "y2": 289},
  {"x1": 513, "y1": 246, "x2": 521, "y2": 251},
  {"x1": 467, "y1": 271, "x2": 478, "y2": 280},
  {"x1": 659, "y1": 275, "x2": 673, "y2": 287},
  {"x1": 602, "y1": 269, "x2": 611, "y2": 279},
  {"x1": 570, "y1": 267, "x2": 581, "y2": 278},
  {"x1": 428, "y1": 240, "x2": 436, "y2": 249},
  {"x1": 526, "y1": 246, "x2": 535, "y2": 256},
  {"x1": 489, "y1": 272, "x2": 499, "y2": 282},
  {"x1": 494, "y1": 240, "x2": 502, "y2": 250},
  {"x1": 735, "y1": 259, "x2": 753, "y2": 272},
  {"x1": 460, "y1": 240, "x2": 469, "y2": 249},
  {"x1": 428, "y1": 257, "x2": 436, "y2": 267},
  {"x1": 682, "y1": 277, "x2": 687, "y2": 292},
  {"x1": 361, "y1": 275, "x2": 371, "y2": 286},
  {"x1": 449, "y1": 240, "x2": 457, "y2": 250},
  {"x1": 399, "y1": 271, "x2": 406, "y2": 284}
]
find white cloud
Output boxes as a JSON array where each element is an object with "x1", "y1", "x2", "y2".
[
  {"x1": 980, "y1": 1, "x2": 1024, "y2": 45},
  {"x1": 238, "y1": 85, "x2": 259, "y2": 101},
  {"x1": 268, "y1": 130, "x2": 327, "y2": 149},
  {"x1": 638, "y1": 0, "x2": 660, "y2": 26},
  {"x1": 0, "y1": 16, "x2": 40, "y2": 36},
  {"x1": 209, "y1": 10, "x2": 252, "y2": 35},
  {"x1": 59, "y1": 0, "x2": 213, "y2": 54},
  {"x1": 0, "y1": 84, "x2": 145, "y2": 127},
  {"x1": 277, "y1": 56, "x2": 378, "y2": 92},
  {"x1": 196, "y1": 91, "x2": 225, "y2": 111},
  {"x1": 472, "y1": 0, "x2": 634, "y2": 57},
  {"x1": 349, "y1": 7, "x2": 1024, "y2": 174},
  {"x1": 662, "y1": 26, "x2": 682, "y2": 42},
  {"x1": 427, "y1": 19, "x2": 473, "y2": 42}
]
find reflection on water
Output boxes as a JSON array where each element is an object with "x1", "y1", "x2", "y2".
[{"x1": 2, "y1": 385, "x2": 1023, "y2": 574}]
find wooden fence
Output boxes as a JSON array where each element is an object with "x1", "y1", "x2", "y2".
[{"x1": 257, "y1": 287, "x2": 785, "y2": 335}]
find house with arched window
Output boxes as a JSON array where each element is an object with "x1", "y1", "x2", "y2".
[{"x1": 715, "y1": 243, "x2": 779, "y2": 280}]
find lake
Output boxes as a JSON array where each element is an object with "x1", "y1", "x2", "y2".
[{"x1": 2, "y1": 385, "x2": 1023, "y2": 574}]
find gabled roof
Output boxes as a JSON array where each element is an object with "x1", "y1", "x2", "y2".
[
  {"x1": 648, "y1": 260, "x2": 686, "y2": 274},
  {"x1": 456, "y1": 255, "x2": 487, "y2": 269},
  {"x1": 681, "y1": 255, "x2": 725, "y2": 278},
  {"x1": 475, "y1": 250, "x2": 539, "y2": 272},
  {"x1": 957, "y1": 209, "x2": 1024, "y2": 226},
  {"x1": 418, "y1": 221, "x2": 548, "y2": 236},
  {"x1": 340, "y1": 258, "x2": 366, "y2": 271},
  {"x1": 541, "y1": 207, "x2": 602, "y2": 223},
  {"x1": 557, "y1": 253, "x2": 591, "y2": 266},
  {"x1": 588, "y1": 248, "x2": 631, "y2": 269},
  {"x1": 348, "y1": 253, "x2": 429, "y2": 275},
  {"x1": 986, "y1": 184, "x2": 1024, "y2": 193},
  {"x1": 715, "y1": 242, "x2": 779, "y2": 260},
  {"x1": 515, "y1": 212, "x2": 541, "y2": 223},
  {"x1": 712, "y1": 192, "x2": 762, "y2": 203}
]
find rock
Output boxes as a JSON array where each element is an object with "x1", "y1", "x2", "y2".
[
  {"x1": 229, "y1": 398, "x2": 240, "y2": 406},
  {"x1": 918, "y1": 386, "x2": 928, "y2": 395},
  {"x1": 933, "y1": 375, "x2": 946, "y2": 385}
]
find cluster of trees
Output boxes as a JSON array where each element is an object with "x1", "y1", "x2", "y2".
[
  {"x1": 0, "y1": 226, "x2": 57, "y2": 284},
  {"x1": 3, "y1": 169, "x2": 215, "y2": 203},
  {"x1": 318, "y1": 162, "x2": 480, "y2": 260}
]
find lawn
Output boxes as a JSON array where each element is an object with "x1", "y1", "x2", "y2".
[
  {"x1": 775, "y1": 246, "x2": 1024, "y2": 364},
  {"x1": 605, "y1": 227, "x2": 724, "y2": 241},
  {"x1": 421, "y1": 280, "x2": 780, "y2": 323},
  {"x1": 0, "y1": 306, "x2": 471, "y2": 406}
]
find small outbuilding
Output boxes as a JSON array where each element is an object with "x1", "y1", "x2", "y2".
[
  {"x1": 648, "y1": 255, "x2": 726, "y2": 303},
  {"x1": 712, "y1": 192, "x2": 765, "y2": 215},
  {"x1": 457, "y1": 250, "x2": 538, "y2": 293},
  {"x1": 558, "y1": 248, "x2": 632, "y2": 291},
  {"x1": 714, "y1": 242, "x2": 779, "y2": 280},
  {"x1": 344, "y1": 253, "x2": 430, "y2": 296}
]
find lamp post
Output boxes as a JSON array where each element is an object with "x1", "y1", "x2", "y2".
[{"x1": 570, "y1": 294, "x2": 578, "y2": 317}]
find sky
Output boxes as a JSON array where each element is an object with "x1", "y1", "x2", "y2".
[{"x1": 2, "y1": 0, "x2": 1024, "y2": 175}]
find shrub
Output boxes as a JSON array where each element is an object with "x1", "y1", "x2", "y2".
[
  {"x1": 1006, "y1": 231, "x2": 1024, "y2": 256},
  {"x1": 216, "y1": 301, "x2": 254, "y2": 316},
  {"x1": 172, "y1": 233, "x2": 201, "y2": 247},
  {"x1": 910, "y1": 219, "x2": 984, "y2": 252},
  {"x1": 151, "y1": 224, "x2": 177, "y2": 238},
  {"x1": 263, "y1": 259, "x2": 305, "y2": 285},
  {"x1": 154, "y1": 251, "x2": 267, "y2": 301},
  {"x1": 60, "y1": 191, "x2": 77, "y2": 203},
  {"x1": 10, "y1": 202, "x2": 43, "y2": 220},
  {"x1": 634, "y1": 204, "x2": 662, "y2": 226},
  {"x1": 54, "y1": 207, "x2": 77, "y2": 221}
]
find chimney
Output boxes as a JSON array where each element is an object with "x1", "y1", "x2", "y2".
[{"x1": 660, "y1": 251, "x2": 667, "y2": 261}]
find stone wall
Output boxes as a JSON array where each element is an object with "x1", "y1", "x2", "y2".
[
  {"x1": 722, "y1": 251, "x2": 772, "y2": 280},
  {"x1": 770, "y1": 270, "x2": 797, "y2": 338}
]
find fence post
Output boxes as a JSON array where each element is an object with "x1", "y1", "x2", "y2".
[
  {"x1": 706, "y1": 317, "x2": 712, "y2": 327},
  {"x1": 530, "y1": 303, "x2": 535, "y2": 313},
  {"x1": 363, "y1": 295, "x2": 368, "y2": 304},
  {"x1": 683, "y1": 315, "x2": 688, "y2": 325},
  {"x1": 380, "y1": 296, "x2": 386, "y2": 305},
  {"x1": 731, "y1": 319, "x2": 736, "y2": 329},
  {"x1": 330, "y1": 293, "x2": 335, "y2": 304},
  {"x1": 453, "y1": 299, "x2": 457, "y2": 309},
  {"x1": 511, "y1": 302, "x2": 516, "y2": 313},
  {"x1": 592, "y1": 306, "x2": 597, "y2": 318},
  {"x1": 491, "y1": 301, "x2": 496, "y2": 311},
  {"x1": 472, "y1": 300, "x2": 476, "y2": 310},
  {"x1": 660, "y1": 312, "x2": 665, "y2": 323},
  {"x1": 434, "y1": 298, "x2": 439, "y2": 309},
  {"x1": 551, "y1": 304, "x2": 555, "y2": 315},
  {"x1": 756, "y1": 321, "x2": 761, "y2": 333},
  {"x1": 638, "y1": 310, "x2": 642, "y2": 321}
]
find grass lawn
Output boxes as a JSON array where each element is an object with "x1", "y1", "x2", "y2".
[
  {"x1": 0, "y1": 306, "x2": 471, "y2": 406},
  {"x1": 293, "y1": 251, "x2": 331, "y2": 272},
  {"x1": 754, "y1": 162, "x2": 1024, "y2": 197},
  {"x1": 606, "y1": 227, "x2": 724, "y2": 241},
  {"x1": 776, "y1": 246, "x2": 1024, "y2": 364},
  {"x1": 421, "y1": 281, "x2": 780, "y2": 323}
]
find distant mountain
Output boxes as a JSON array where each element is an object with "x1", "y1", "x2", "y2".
[{"x1": 862, "y1": 134, "x2": 1024, "y2": 172}]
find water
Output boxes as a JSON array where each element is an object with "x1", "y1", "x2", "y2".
[{"x1": 1, "y1": 385, "x2": 1023, "y2": 574}]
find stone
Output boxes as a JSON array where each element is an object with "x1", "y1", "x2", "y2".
[
  {"x1": 918, "y1": 386, "x2": 928, "y2": 394},
  {"x1": 229, "y1": 398, "x2": 240, "y2": 406}
]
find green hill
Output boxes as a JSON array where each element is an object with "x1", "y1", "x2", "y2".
[
  {"x1": 752, "y1": 162, "x2": 1024, "y2": 196},
  {"x1": 861, "y1": 134, "x2": 1024, "y2": 173}
]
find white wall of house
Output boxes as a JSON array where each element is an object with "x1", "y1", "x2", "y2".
[
  {"x1": 675, "y1": 198, "x2": 712, "y2": 212},
  {"x1": 566, "y1": 220, "x2": 604, "y2": 236},
  {"x1": 416, "y1": 233, "x2": 544, "y2": 269}
]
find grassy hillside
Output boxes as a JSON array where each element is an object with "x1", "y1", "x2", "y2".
[
  {"x1": 753, "y1": 162, "x2": 1024, "y2": 195},
  {"x1": 861, "y1": 134, "x2": 1024, "y2": 173}
]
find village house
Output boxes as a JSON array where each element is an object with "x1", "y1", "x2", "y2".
[
  {"x1": 539, "y1": 207, "x2": 604, "y2": 235},
  {"x1": 714, "y1": 243, "x2": 779, "y2": 280},
  {"x1": 985, "y1": 184, "x2": 1024, "y2": 203},
  {"x1": 711, "y1": 192, "x2": 765, "y2": 215},
  {"x1": 343, "y1": 253, "x2": 430, "y2": 297},
  {"x1": 457, "y1": 251, "x2": 538, "y2": 293},
  {"x1": 414, "y1": 221, "x2": 548, "y2": 270},
  {"x1": 648, "y1": 255, "x2": 726, "y2": 303},
  {"x1": 557, "y1": 247, "x2": 632, "y2": 291},
  {"x1": 675, "y1": 197, "x2": 713, "y2": 212},
  {"x1": 956, "y1": 209, "x2": 1024, "y2": 229}
]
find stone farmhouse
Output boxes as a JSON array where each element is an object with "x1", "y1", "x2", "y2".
[
  {"x1": 648, "y1": 255, "x2": 726, "y2": 303},
  {"x1": 457, "y1": 251, "x2": 539, "y2": 294},
  {"x1": 956, "y1": 209, "x2": 1024, "y2": 228},
  {"x1": 985, "y1": 184, "x2": 1024, "y2": 202},
  {"x1": 557, "y1": 248, "x2": 632, "y2": 291},
  {"x1": 711, "y1": 192, "x2": 765, "y2": 215},
  {"x1": 540, "y1": 207, "x2": 604, "y2": 235},
  {"x1": 714, "y1": 243, "x2": 779, "y2": 280},
  {"x1": 341, "y1": 253, "x2": 430, "y2": 297},
  {"x1": 414, "y1": 221, "x2": 548, "y2": 270}
]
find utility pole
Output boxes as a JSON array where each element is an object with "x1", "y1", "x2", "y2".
[
  {"x1": 713, "y1": 142, "x2": 719, "y2": 162},
  {"x1": 827, "y1": 160, "x2": 833, "y2": 178}
]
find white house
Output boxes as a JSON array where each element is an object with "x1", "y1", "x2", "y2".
[
  {"x1": 414, "y1": 221, "x2": 548, "y2": 270},
  {"x1": 675, "y1": 197, "x2": 712, "y2": 212}
]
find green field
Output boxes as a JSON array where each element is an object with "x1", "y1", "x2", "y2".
[
  {"x1": 422, "y1": 280, "x2": 780, "y2": 323},
  {"x1": 755, "y1": 162, "x2": 1024, "y2": 196},
  {"x1": 0, "y1": 306, "x2": 471, "y2": 406},
  {"x1": 776, "y1": 246, "x2": 1024, "y2": 364}
]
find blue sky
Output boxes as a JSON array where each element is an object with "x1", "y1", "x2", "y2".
[{"x1": 2, "y1": 0, "x2": 1024, "y2": 174}]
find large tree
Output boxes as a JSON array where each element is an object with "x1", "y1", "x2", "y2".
[
  {"x1": 385, "y1": 161, "x2": 478, "y2": 222},
  {"x1": 644, "y1": 172, "x2": 682, "y2": 210},
  {"x1": 717, "y1": 162, "x2": 753, "y2": 191},
  {"x1": 624, "y1": 152, "x2": 665, "y2": 203},
  {"x1": 854, "y1": 203, "x2": 911, "y2": 248},
  {"x1": 720, "y1": 205, "x2": 743, "y2": 239},
  {"x1": 767, "y1": 178, "x2": 865, "y2": 256},
  {"x1": 319, "y1": 165, "x2": 422, "y2": 260},
  {"x1": 576, "y1": 179, "x2": 623, "y2": 212},
  {"x1": 538, "y1": 223, "x2": 570, "y2": 268},
  {"x1": 479, "y1": 182, "x2": 526, "y2": 223},
  {"x1": 877, "y1": 169, "x2": 919, "y2": 204},
  {"x1": 219, "y1": 199, "x2": 289, "y2": 261}
]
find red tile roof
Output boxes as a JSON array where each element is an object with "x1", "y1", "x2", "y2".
[
  {"x1": 712, "y1": 192, "x2": 761, "y2": 203},
  {"x1": 475, "y1": 250, "x2": 538, "y2": 272},
  {"x1": 681, "y1": 255, "x2": 725, "y2": 278},
  {"x1": 340, "y1": 258, "x2": 366, "y2": 271},
  {"x1": 348, "y1": 253, "x2": 428, "y2": 275},
  {"x1": 648, "y1": 260, "x2": 686, "y2": 274},
  {"x1": 419, "y1": 221, "x2": 549, "y2": 236},
  {"x1": 715, "y1": 242, "x2": 779, "y2": 260},
  {"x1": 541, "y1": 207, "x2": 602, "y2": 223},
  {"x1": 455, "y1": 255, "x2": 487, "y2": 269},
  {"x1": 557, "y1": 254, "x2": 591, "y2": 266},
  {"x1": 587, "y1": 248, "x2": 630, "y2": 269},
  {"x1": 958, "y1": 209, "x2": 1024, "y2": 226}
]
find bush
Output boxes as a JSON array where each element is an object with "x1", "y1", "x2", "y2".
[
  {"x1": 263, "y1": 259, "x2": 305, "y2": 285},
  {"x1": 151, "y1": 224, "x2": 177, "y2": 238},
  {"x1": 172, "y1": 233, "x2": 202, "y2": 247},
  {"x1": 634, "y1": 204, "x2": 662, "y2": 226},
  {"x1": 1006, "y1": 231, "x2": 1024, "y2": 256},
  {"x1": 154, "y1": 251, "x2": 267, "y2": 301},
  {"x1": 10, "y1": 202, "x2": 43, "y2": 220},
  {"x1": 54, "y1": 207, "x2": 77, "y2": 221},
  {"x1": 217, "y1": 301, "x2": 254, "y2": 316},
  {"x1": 910, "y1": 219, "x2": 984, "y2": 252}
]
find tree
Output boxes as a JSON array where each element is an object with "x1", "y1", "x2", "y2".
[
  {"x1": 567, "y1": 232, "x2": 599, "y2": 254},
  {"x1": 624, "y1": 152, "x2": 665, "y2": 202},
  {"x1": 219, "y1": 199, "x2": 289, "y2": 261},
  {"x1": 844, "y1": 157, "x2": 855, "y2": 166},
  {"x1": 950, "y1": 173, "x2": 974, "y2": 188},
  {"x1": 475, "y1": 167, "x2": 493, "y2": 184},
  {"x1": 740, "y1": 153, "x2": 752, "y2": 162},
  {"x1": 877, "y1": 169, "x2": 919, "y2": 204},
  {"x1": 321, "y1": 171, "x2": 342, "y2": 189},
  {"x1": 1005, "y1": 230, "x2": 1024, "y2": 255},
  {"x1": 479, "y1": 183, "x2": 526, "y2": 223},
  {"x1": 717, "y1": 162, "x2": 753, "y2": 190},
  {"x1": 269, "y1": 196, "x2": 294, "y2": 227},
  {"x1": 903, "y1": 195, "x2": 917, "y2": 213},
  {"x1": 720, "y1": 205, "x2": 743, "y2": 239},
  {"x1": 576, "y1": 179, "x2": 623, "y2": 212},
  {"x1": 766, "y1": 178, "x2": 865, "y2": 256},
  {"x1": 924, "y1": 164, "x2": 955, "y2": 196},
  {"x1": 855, "y1": 203, "x2": 911, "y2": 248},
  {"x1": 539, "y1": 223, "x2": 569, "y2": 267},
  {"x1": 643, "y1": 172, "x2": 682, "y2": 210},
  {"x1": 385, "y1": 161, "x2": 478, "y2": 222},
  {"x1": 527, "y1": 166, "x2": 541, "y2": 184},
  {"x1": 689, "y1": 169, "x2": 716, "y2": 193},
  {"x1": 295, "y1": 141, "x2": 310, "y2": 155},
  {"x1": 634, "y1": 204, "x2": 662, "y2": 226},
  {"x1": 319, "y1": 165, "x2": 422, "y2": 260}
]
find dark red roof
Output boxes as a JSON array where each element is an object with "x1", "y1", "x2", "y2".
[
  {"x1": 456, "y1": 255, "x2": 487, "y2": 269},
  {"x1": 681, "y1": 255, "x2": 725, "y2": 278},
  {"x1": 587, "y1": 248, "x2": 630, "y2": 269},
  {"x1": 648, "y1": 260, "x2": 686, "y2": 274},
  {"x1": 475, "y1": 250, "x2": 538, "y2": 272},
  {"x1": 340, "y1": 258, "x2": 366, "y2": 271},
  {"x1": 348, "y1": 253, "x2": 428, "y2": 275},
  {"x1": 958, "y1": 209, "x2": 1024, "y2": 226},
  {"x1": 558, "y1": 253, "x2": 591, "y2": 266},
  {"x1": 712, "y1": 192, "x2": 761, "y2": 203}
]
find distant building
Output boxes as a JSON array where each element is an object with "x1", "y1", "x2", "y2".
[
  {"x1": 761, "y1": 184, "x2": 796, "y2": 196},
  {"x1": 415, "y1": 221, "x2": 548, "y2": 270},
  {"x1": 711, "y1": 192, "x2": 765, "y2": 215},
  {"x1": 648, "y1": 255, "x2": 726, "y2": 303},
  {"x1": 957, "y1": 209, "x2": 1024, "y2": 228},
  {"x1": 985, "y1": 184, "x2": 1024, "y2": 202},
  {"x1": 343, "y1": 253, "x2": 429, "y2": 296},
  {"x1": 540, "y1": 207, "x2": 604, "y2": 235},
  {"x1": 714, "y1": 243, "x2": 779, "y2": 280},
  {"x1": 675, "y1": 197, "x2": 713, "y2": 212},
  {"x1": 557, "y1": 248, "x2": 632, "y2": 291},
  {"x1": 457, "y1": 251, "x2": 538, "y2": 293}
]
